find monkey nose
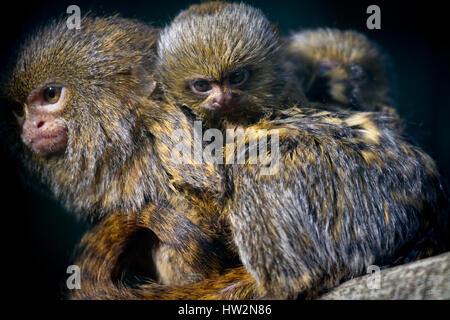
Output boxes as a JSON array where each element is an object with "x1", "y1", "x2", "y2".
[
  {"x1": 210, "y1": 93, "x2": 240, "y2": 112},
  {"x1": 33, "y1": 120, "x2": 46, "y2": 129}
]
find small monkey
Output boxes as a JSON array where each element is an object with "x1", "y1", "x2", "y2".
[
  {"x1": 2, "y1": 15, "x2": 160, "y2": 218},
  {"x1": 156, "y1": 1, "x2": 306, "y2": 128},
  {"x1": 284, "y1": 28, "x2": 391, "y2": 111},
  {"x1": 1, "y1": 15, "x2": 243, "y2": 298}
]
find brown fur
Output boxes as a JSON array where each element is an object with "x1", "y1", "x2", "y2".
[
  {"x1": 156, "y1": 1, "x2": 306, "y2": 129},
  {"x1": 3, "y1": 9, "x2": 447, "y2": 301},
  {"x1": 284, "y1": 28, "x2": 391, "y2": 111},
  {"x1": 150, "y1": 1, "x2": 448, "y2": 300},
  {"x1": 1, "y1": 15, "x2": 246, "y2": 299}
]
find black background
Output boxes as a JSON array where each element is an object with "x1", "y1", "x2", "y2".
[{"x1": 0, "y1": 0, "x2": 448, "y2": 300}]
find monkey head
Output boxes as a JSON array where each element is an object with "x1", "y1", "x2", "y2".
[
  {"x1": 157, "y1": 2, "x2": 301, "y2": 126},
  {"x1": 8, "y1": 82, "x2": 70, "y2": 156},
  {"x1": 286, "y1": 29, "x2": 390, "y2": 109},
  {"x1": 1, "y1": 15, "x2": 159, "y2": 218}
]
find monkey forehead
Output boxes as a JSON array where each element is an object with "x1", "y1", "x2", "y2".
[
  {"x1": 5, "y1": 15, "x2": 157, "y2": 100},
  {"x1": 289, "y1": 28, "x2": 384, "y2": 67},
  {"x1": 173, "y1": 1, "x2": 230, "y2": 20},
  {"x1": 157, "y1": 2, "x2": 280, "y2": 79}
]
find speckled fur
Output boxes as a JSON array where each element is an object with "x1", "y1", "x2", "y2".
[
  {"x1": 1, "y1": 15, "x2": 241, "y2": 299},
  {"x1": 225, "y1": 107, "x2": 449, "y2": 298}
]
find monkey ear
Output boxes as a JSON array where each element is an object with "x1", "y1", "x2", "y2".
[
  {"x1": 142, "y1": 79, "x2": 157, "y2": 97},
  {"x1": 131, "y1": 65, "x2": 157, "y2": 97},
  {"x1": 271, "y1": 22, "x2": 280, "y2": 35}
]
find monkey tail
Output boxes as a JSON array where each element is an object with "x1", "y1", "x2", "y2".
[
  {"x1": 67, "y1": 210, "x2": 148, "y2": 299},
  {"x1": 67, "y1": 204, "x2": 263, "y2": 300},
  {"x1": 71, "y1": 266, "x2": 261, "y2": 300}
]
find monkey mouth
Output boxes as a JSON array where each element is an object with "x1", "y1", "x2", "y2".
[
  {"x1": 210, "y1": 102, "x2": 239, "y2": 113},
  {"x1": 24, "y1": 129, "x2": 68, "y2": 156}
]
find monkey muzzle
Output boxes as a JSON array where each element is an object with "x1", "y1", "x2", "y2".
[
  {"x1": 22, "y1": 114, "x2": 68, "y2": 156},
  {"x1": 209, "y1": 91, "x2": 240, "y2": 113}
]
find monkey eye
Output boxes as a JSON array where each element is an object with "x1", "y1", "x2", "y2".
[
  {"x1": 228, "y1": 69, "x2": 249, "y2": 86},
  {"x1": 9, "y1": 100, "x2": 25, "y2": 118},
  {"x1": 43, "y1": 86, "x2": 62, "y2": 104},
  {"x1": 191, "y1": 80, "x2": 212, "y2": 94}
]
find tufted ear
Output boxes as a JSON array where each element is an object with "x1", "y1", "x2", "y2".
[
  {"x1": 142, "y1": 79, "x2": 157, "y2": 97},
  {"x1": 132, "y1": 65, "x2": 157, "y2": 98}
]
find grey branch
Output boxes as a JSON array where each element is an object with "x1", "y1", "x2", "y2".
[{"x1": 320, "y1": 252, "x2": 450, "y2": 300}]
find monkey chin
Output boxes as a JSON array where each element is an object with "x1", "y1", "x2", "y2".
[
  {"x1": 213, "y1": 105, "x2": 237, "y2": 113},
  {"x1": 22, "y1": 121, "x2": 68, "y2": 157}
]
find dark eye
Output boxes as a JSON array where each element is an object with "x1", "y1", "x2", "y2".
[
  {"x1": 192, "y1": 80, "x2": 212, "y2": 93},
  {"x1": 43, "y1": 86, "x2": 62, "y2": 104},
  {"x1": 229, "y1": 69, "x2": 249, "y2": 86},
  {"x1": 9, "y1": 101, "x2": 25, "y2": 118}
]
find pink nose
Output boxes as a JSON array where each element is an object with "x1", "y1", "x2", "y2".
[
  {"x1": 211, "y1": 93, "x2": 239, "y2": 111},
  {"x1": 211, "y1": 92, "x2": 232, "y2": 105},
  {"x1": 36, "y1": 120, "x2": 46, "y2": 128}
]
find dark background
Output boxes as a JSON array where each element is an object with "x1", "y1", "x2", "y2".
[{"x1": 0, "y1": 0, "x2": 448, "y2": 300}]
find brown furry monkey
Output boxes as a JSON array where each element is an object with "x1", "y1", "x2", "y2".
[
  {"x1": 156, "y1": 1, "x2": 306, "y2": 129},
  {"x1": 1, "y1": 14, "x2": 245, "y2": 298},
  {"x1": 284, "y1": 28, "x2": 392, "y2": 111}
]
